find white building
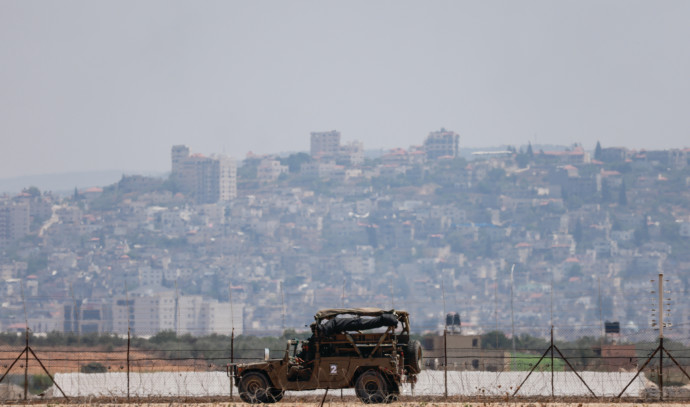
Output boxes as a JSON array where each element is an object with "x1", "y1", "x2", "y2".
[
  {"x1": 680, "y1": 221, "x2": 690, "y2": 238},
  {"x1": 423, "y1": 128, "x2": 460, "y2": 160},
  {"x1": 170, "y1": 145, "x2": 237, "y2": 203},
  {"x1": 112, "y1": 286, "x2": 243, "y2": 336},
  {"x1": 257, "y1": 159, "x2": 288, "y2": 183}
]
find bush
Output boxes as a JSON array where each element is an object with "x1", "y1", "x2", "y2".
[
  {"x1": 80, "y1": 362, "x2": 107, "y2": 373},
  {"x1": 30, "y1": 374, "x2": 53, "y2": 394}
]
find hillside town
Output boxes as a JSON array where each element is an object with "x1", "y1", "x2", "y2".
[{"x1": 1, "y1": 130, "x2": 690, "y2": 341}]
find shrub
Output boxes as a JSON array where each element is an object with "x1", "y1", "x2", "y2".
[{"x1": 80, "y1": 362, "x2": 107, "y2": 373}]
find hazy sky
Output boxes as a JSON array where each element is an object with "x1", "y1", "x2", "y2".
[{"x1": 1, "y1": 1, "x2": 689, "y2": 178}]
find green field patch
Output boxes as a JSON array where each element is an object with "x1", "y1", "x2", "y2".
[{"x1": 511, "y1": 352, "x2": 565, "y2": 371}]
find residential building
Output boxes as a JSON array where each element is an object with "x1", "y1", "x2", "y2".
[
  {"x1": 257, "y1": 159, "x2": 288, "y2": 183},
  {"x1": 339, "y1": 141, "x2": 364, "y2": 166},
  {"x1": 63, "y1": 299, "x2": 113, "y2": 334},
  {"x1": 171, "y1": 146, "x2": 237, "y2": 203},
  {"x1": 171, "y1": 144, "x2": 191, "y2": 173},
  {"x1": 112, "y1": 286, "x2": 176, "y2": 335},
  {"x1": 112, "y1": 286, "x2": 243, "y2": 336},
  {"x1": 423, "y1": 128, "x2": 460, "y2": 160},
  {"x1": 310, "y1": 131, "x2": 341, "y2": 158},
  {"x1": 0, "y1": 201, "x2": 30, "y2": 246},
  {"x1": 422, "y1": 334, "x2": 510, "y2": 371},
  {"x1": 600, "y1": 147, "x2": 628, "y2": 163}
]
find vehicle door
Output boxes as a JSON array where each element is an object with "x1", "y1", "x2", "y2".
[{"x1": 316, "y1": 356, "x2": 351, "y2": 387}]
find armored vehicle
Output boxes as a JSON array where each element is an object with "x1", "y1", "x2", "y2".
[{"x1": 231, "y1": 308, "x2": 422, "y2": 403}]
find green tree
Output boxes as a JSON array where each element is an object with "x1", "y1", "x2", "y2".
[
  {"x1": 661, "y1": 221, "x2": 679, "y2": 241},
  {"x1": 481, "y1": 331, "x2": 512, "y2": 349},
  {"x1": 594, "y1": 141, "x2": 602, "y2": 161},
  {"x1": 618, "y1": 180, "x2": 628, "y2": 206},
  {"x1": 601, "y1": 181, "x2": 611, "y2": 203},
  {"x1": 26, "y1": 253, "x2": 48, "y2": 275},
  {"x1": 634, "y1": 216, "x2": 649, "y2": 245},
  {"x1": 567, "y1": 264, "x2": 583, "y2": 279},
  {"x1": 238, "y1": 157, "x2": 260, "y2": 180},
  {"x1": 515, "y1": 153, "x2": 530, "y2": 168},
  {"x1": 23, "y1": 186, "x2": 41, "y2": 197},
  {"x1": 279, "y1": 152, "x2": 312, "y2": 173},
  {"x1": 447, "y1": 230, "x2": 464, "y2": 253},
  {"x1": 482, "y1": 237, "x2": 493, "y2": 257}
]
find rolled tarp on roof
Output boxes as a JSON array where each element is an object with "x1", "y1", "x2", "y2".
[
  {"x1": 318, "y1": 313, "x2": 400, "y2": 336},
  {"x1": 314, "y1": 308, "x2": 408, "y2": 320}
]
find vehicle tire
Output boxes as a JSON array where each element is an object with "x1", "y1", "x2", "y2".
[
  {"x1": 355, "y1": 370, "x2": 390, "y2": 404},
  {"x1": 239, "y1": 371, "x2": 278, "y2": 404},
  {"x1": 268, "y1": 388, "x2": 284, "y2": 402},
  {"x1": 386, "y1": 383, "x2": 399, "y2": 404},
  {"x1": 404, "y1": 340, "x2": 423, "y2": 374}
]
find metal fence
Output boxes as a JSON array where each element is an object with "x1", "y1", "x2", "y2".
[{"x1": 2, "y1": 324, "x2": 690, "y2": 402}]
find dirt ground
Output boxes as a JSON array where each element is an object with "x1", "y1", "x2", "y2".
[
  {"x1": 1, "y1": 402, "x2": 689, "y2": 407},
  {"x1": 1, "y1": 396, "x2": 689, "y2": 407}
]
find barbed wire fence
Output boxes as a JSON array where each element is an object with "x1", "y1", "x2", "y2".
[{"x1": 2, "y1": 322, "x2": 690, "y2": 402}]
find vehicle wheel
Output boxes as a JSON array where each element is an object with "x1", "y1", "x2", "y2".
[
  {"x1": 386, "y1": 388, "x2": 399, "y2": 403},
  {"x1": 404, "y1": 340, "x2": 423, "y2": 374},
  {"x1": 355, "y1": 370, "x2": 390, "y2": 404},
  {"x1": 385, "y1": 379, "x2": 399, "y2": 403},
  {"x1": 268, "y1": 388, "x2": 284, "y2": 402},
  {"x1": 239, "y1": 372, "x2": 277, "y2": 403}
]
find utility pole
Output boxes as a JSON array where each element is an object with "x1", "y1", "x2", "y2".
[
  {"x1": 280, "y1": 281, "x2": 286, "y2": 332},
  {"x1": 174, "y1": 279, "x2": 180, "y2": 335},
  {"x1": 659, "y1": 273, "x2": 664, "y2": 400},
  {"x1": 228, "y1": 283, "x2": 235, "y2": 400},
  {"x1": 617, "y1": 272, "x2": 690, "y2": 400},
  {"x1": 494, "y1": 279, "x2": 499, "y2": 349},
  {"x1": 510, "y1": 264, "x2": 516, "y2": 352},
  {"x1": 441, "y1": 279, "x2": 447, "y2": 399},
  {"x1": 21, "y1": 282, "x2": 28, "y2": 401}
]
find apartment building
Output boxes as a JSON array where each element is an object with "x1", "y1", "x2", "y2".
[
  {"x1": 112, "y1": 286, "x2": 243, "y2": 336},
  {"x1": 423, "y1": 129, "x2": 460, "y2": 160},
  {"x1": 0, "y1": 201, "x2": 30, "y2": 246},
  {"x1": 310, "y1": 130, "x2": 341, "y2": 158},
  {"x1": 257, "y1": 158, "x2": 288, "y2": 183},
  {"x1": 171, "y1": 145, "x2": 237, "y2": 203},
  {"x1": 63, "y1": 299, "x2": 113, "y2": 334}
]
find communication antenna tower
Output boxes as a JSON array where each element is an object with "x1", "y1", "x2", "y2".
[{"x1": 618, "y1": 273, "x2": 688, "y2": 401}]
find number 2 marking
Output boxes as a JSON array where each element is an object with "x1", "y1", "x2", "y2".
[{"x1": 330, "y1": 364, "x2": 337, "y2": 375}]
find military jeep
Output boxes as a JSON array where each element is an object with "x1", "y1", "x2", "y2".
[{"x1": 231, "y1": 308, "x2": 422, "y2": 403}]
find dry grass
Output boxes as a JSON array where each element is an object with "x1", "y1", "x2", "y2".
[
  {"x1": 0, "y1": 395, "x2": 686, "y2": 407},
  {"x1": 1, "y1": 402, "x2": 689, "y2": 407}
]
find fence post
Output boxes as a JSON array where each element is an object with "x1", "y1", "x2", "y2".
[
  {"x1": 444, "y1": 328, "x2": 448, "y2": 399},
  {"x1": 658, "y1": 273, "x2": 664, "y2": 401},
  {"x1": 127, "y1": 327, "x2": 131, "y2": 399},
  {"x1": 24, "y1": 328, "x2": 28, "y2": 401},
  {"x1": 230, "y1": 328, "x2": 234, "y2": 399},
  {"x1": 550, "y1": 326, "x2": 554, "y2": 398}
]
